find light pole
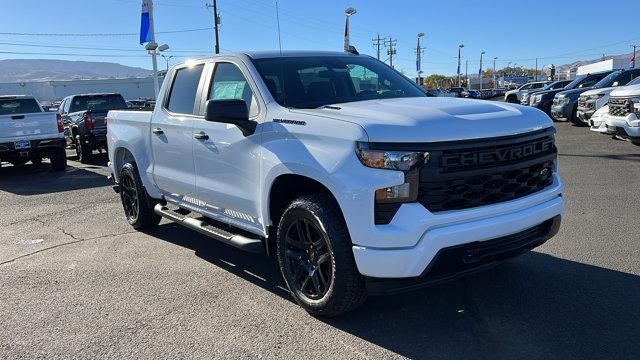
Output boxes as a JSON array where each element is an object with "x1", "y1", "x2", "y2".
[
  {"x1": 479, "y1": 51, "x2": 485, "y2": 91},
  {"x1": 417, "y1": 32, "x2": 425, "y2": 86},
  {"x1": 344, "y1": 7, "x2": 357, "y2": 51},
  {"x1": 145, "y1": 42, "x2": 169, "y2": 98},
  {"x1": 457, "y1": 44, "x2": 464, "y2": 87},
  {"x1": 161, "y1": 54, "x2": 174, "y2": 71},
  {"x1": 493, "y1": 57, "x2": 498, "y2": 90}
]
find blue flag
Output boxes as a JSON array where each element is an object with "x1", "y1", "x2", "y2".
[{"x1": 140, "y1": 0, "x2": 152, "y2": 45}]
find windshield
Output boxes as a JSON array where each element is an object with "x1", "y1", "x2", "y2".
[
  {"x1": 69, "y1": 94, "x2": 127, "y2": 113},
  {"x1": 0, "y1": 98, "x2": 42, "y2": 115},
  {"x1": 628, "y1": 76, "x2": 640, "y2": 86},
  {"x1": 250, "y1": 56, "x2": 426, "y2": 109},
  {"x1": 593, "y1": 71, "x2": 623, "y2": 88}
]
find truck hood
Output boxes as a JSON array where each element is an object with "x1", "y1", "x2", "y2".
[
  {"x1": 582, "y1": 87, "x2": 616, "y2": 97},
  {"x1": 609, "y1": 84, "x2": 640, "y2": 97},
  {"x1": 296, "y1": 97, "x2": 553, "y2": 143},
  {"x1": 557, "y1": 88, "x2": 591, "y2": 97}
]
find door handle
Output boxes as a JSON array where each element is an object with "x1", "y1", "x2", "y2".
[
  {"x1": 152, "y1": 127, "x2": 164, "y2": 134},
  {"x1": 194, "y1": 131, "x2": 209, "y2": 140}
]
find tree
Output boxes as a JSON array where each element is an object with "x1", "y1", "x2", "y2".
[{"x1": 423, "y1": 74, "x2": 452, "y2": 88}]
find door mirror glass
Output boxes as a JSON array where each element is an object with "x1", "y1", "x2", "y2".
[
  {"x1": 205, "y1": 99, "x2": 255, "y2": 136},
  {"x1": 612, "y1": 81, "x2": 619, "y2": 87}
]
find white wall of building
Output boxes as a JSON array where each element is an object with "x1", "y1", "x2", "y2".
[
  {"x1": 577, "y1": 59, "x2": 627, "y2": 75},
  {"x1": 0, "y1": 76, "x2": 163, "y2": 104}
]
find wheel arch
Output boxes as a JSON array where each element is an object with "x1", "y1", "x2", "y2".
[
  {"x1": 111, "y1": 143, "x2": 162, "y2": 199},
  {"x1": 264, "y1": 172, "x2": 346, "y2": 258}
]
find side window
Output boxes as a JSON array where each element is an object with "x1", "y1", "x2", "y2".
[
  {"x1": 614, "y1": 72, "x2": 632, "y2": 86},
  {"x1": 166, "y1": 64, "x2": 205, "y2": 115},
  {"x1": 208, "y1": 62, "x2": 258, "y2": 117},
  {"x1": 58, "y1": 99, "x2": 66, "y2": 114},
  {"x1": 63, "y1": 98, "x2": 71, "y2": 113}
]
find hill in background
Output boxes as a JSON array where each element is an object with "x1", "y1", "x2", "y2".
[{"x1": 0, "y1": 59, "x2": 152, "y2": 83}]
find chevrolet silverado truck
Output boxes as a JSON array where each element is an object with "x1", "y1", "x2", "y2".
[
  {"x1": 576, "y1": 69, "x2": 640, "y2": 126},
  {"x1": 0, "y1": 95, "x2": 67, "y2": 171},
  {"x1": 59, "y1": 93, "x2": 127, "y2": 163},
  {"x1": 107, "y1": 51, "x2": 564, "y2": 316},
  {"x1": 601, "y1": 82, "x2": 640, "y2": 145}
]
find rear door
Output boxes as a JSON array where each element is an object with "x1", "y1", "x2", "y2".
[
  {"x1": 151, "y1": 63, "x2": 206, "y2": 201},
  {"x1": 0, "y1": 97, "x2": 58, "y2": 142}
]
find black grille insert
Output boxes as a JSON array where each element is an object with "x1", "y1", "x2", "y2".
[
  {"x1": 417, "y1": 128, "x2": 557, "y2": 213},
  {"x1": 608, "y1": 97, "x2": 632, "y2": 117}
]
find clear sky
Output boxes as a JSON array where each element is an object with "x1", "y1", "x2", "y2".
[{"x1": 0, "y1": 0, "x2": 638, "y2": 76}]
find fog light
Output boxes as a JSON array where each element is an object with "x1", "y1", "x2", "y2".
[{"x1": 375, "y1": 183, "x2": 412, "y2": 202}]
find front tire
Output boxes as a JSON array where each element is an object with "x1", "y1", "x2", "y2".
[
  {"x1": 277, "y1": 195, "x2": 367, "y2": 317},
  {"x1": 118, "y1": 162, "x2": 161, "y2": 230}
]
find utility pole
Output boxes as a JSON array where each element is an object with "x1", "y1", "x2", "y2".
[
  {"x1": 372, "y1": 33, "x2": 382, "y2": 60},
  {"x1": 535, "y1": 58, "x2": 538, "y2": 81},
  {"x1": 493, "y1": 57, "x2": 497, "y2": 90},
  {"x1": 206, "y1": 0, "x2": 221, "y2": 54},
  {"x1": 384, "y1": 38, "x2": 397, "y2": 68},
  {"x1": 416, "y1": 33, "x2": 425, "y2": 86},
  {"x1": 632, "y1": 45, "x2": 638, "y2": 69},
  {"x1": 479, "y1": 51, "x2": 485, "y2": 91},
  {"x1": 465, "y1": 59, "x2": 468, "y2": 89},
  {"x1": 457, "y1": 44, "x2": 464, "y2": 87}
]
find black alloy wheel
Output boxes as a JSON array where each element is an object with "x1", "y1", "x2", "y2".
[
  {"x1": 120, "y1": 171, "x2": 139, "y2": 223},
  {"x1": 284, "y1": 218, "x2": 333, "y2": 300}
]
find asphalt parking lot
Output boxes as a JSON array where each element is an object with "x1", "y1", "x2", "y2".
[{"x1": 1, "y1": 122, "x2": 638, "y2": 359}]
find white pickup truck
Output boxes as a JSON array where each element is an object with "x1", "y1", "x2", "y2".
[
  {"x1": 0, "y1": 95, "x2": 67, "y2": 171},
  {"x1": 599, "y1": 82, "x2": 640, "y2": 145},
  {"x1": 107, "y1": 51, "x2": 564, "y2": 316}
]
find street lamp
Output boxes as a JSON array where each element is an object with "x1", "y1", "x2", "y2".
[
  {"x1": 479, "y1": 51, "x2": 485, "y2": 91},
  {"x1": 161, "y1": 54, "x2": 174, "y2": 71},
  {"x1": 417, "y1": 32, "x2": 425, "y2": 86},
  {"x1": 145, "y1": 42, "x2": 169, "y2": 97},
  {"x1": 344, "y1": 7, "x2": 357, "y2": 52},
  {"x1": 457, "y1": 44, "x2": 464, "y2": 87}
]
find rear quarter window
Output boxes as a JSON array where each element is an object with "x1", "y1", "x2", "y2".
[{"x1": 166, "y1": 64, "x2": 205, "y2": 115}]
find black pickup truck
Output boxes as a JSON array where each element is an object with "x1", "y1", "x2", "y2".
[{"x1": 58, "y1": 93, "x2": 126, "y2": 163}]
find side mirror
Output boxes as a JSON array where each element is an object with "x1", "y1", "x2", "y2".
[
  {"x1": 205, "y1": 99, "x2": 256, "y2": 136},
  {"x1": 612, "y1": 81, "x2": 619, "y2": 87}
]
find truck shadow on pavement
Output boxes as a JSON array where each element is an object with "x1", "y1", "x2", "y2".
[
  {"x1": 0, "y1": 162, "x2": 110, "y2": 195},
  {"x1": 146, "y1": 224, "x2": 639, "y2": 360}
]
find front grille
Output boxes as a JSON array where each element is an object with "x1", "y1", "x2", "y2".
[
  {"x1": 416, "y1": 128, "x2": 556, "y2": 213},
  {"x1": 608, "y1": 97, "x2": 632, "y2": 117},
  {"x1": 578, "y1": 97, "x2": 587, "y2": 108}
]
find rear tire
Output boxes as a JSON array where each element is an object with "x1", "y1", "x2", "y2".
[
  {"x1": 506, "y1": 96, "x2": 518, "y2": 103},
  {"x1": 49, "y1": 148, "x2": 67, "y2": 172},
  {"x1": 118, "y1": 162, "x2": 161, "y2": 230},
  {"x1": 75, "y1": 135, "x2": 92, "y2": 163},
  {"x1": 276, "y1": 194, "x2": 367, "y2": 317},
  {"x1": 31, "y1": 157, "x2": 43, "y2": 167}
]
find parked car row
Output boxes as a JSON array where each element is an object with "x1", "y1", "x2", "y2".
[
  {"x1": 514, "y1": 68, "x2": 640, "y2": 147},
  {"x1": 447, "y1": 87, "x2": 506, "y2": 99}
]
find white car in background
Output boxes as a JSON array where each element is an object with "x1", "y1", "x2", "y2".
[
  {"x1": 588, "y1": 105, "x2": 610, "y2": 134},
  {"x1": 504, "y1": 81, "x2": 550, "y2": 103},
  {"x1": 600, "y1": 82, "x2": 640, "y2": 145}
]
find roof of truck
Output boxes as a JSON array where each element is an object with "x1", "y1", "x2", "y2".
[
  {"x1": 0, "y1": 95, "x2": 36, "y2": 99},
  {"x1": 241, "y1": 50, "x2": 362, "y2": 59}
]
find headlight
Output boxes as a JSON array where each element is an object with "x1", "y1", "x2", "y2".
[
  {"x1": 355, "y1": 142, "x2": 428, "y2": 171},
  {"x1": 532, "y1": 94, "x2": 543, "y2": 104},
  {"x1": 631, "y1": 96, "x2": 640, "y2": 116}
]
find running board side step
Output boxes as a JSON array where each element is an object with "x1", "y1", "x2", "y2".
[{"x1": 154, "y1": 204, "x2": 263, "y2": 253}]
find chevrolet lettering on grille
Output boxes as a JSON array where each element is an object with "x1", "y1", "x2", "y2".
[{"x1": 442, "y1": 138, "x2": 554, "y2": 168}]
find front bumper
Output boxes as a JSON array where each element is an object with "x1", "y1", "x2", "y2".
[
  {"x1": 577, "y1": 106, "x2": 595, "y2": 121},
  {"x1": 352, "y1": 174, "x2": 564, "y2": 279},
  {"x1": 365, "y1": 215, "x2": 561, "y2": 295},
  {"x1": 550, "y1": 103, "x2": 572, "y2": 121},
  {"x1": 605, "y1": 115, "x2": 640, "y2": 143}
]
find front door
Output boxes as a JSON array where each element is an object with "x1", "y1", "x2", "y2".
[
  {"x1": 193, "y1": 61, "x2": 263, "y2": 233},
  {"x1": 151, "y1": 63, "x2": 205, "y2": 200}
]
